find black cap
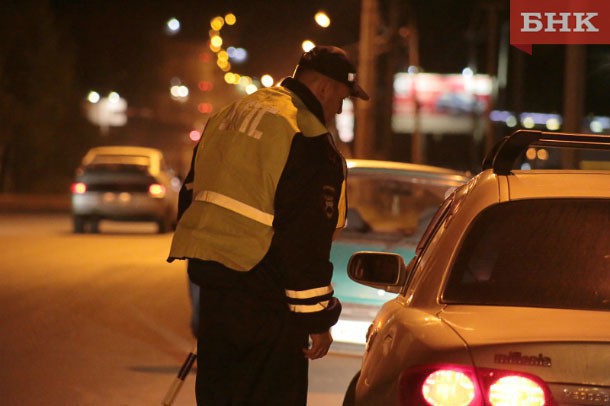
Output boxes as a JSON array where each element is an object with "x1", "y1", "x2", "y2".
[{"x1": 295, "y1": 45, "x2": 369, "y2": 101}]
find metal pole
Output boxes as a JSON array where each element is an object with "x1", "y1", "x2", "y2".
[{"x1": 162, "y1": 344, "x2": 197, "y2": 405}]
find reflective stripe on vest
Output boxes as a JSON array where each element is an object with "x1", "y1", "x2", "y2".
[
  {"x1": 288, "y1": 300, "x2": 331, "y2": 313},
  {"x1": 285, "y1": 285, "x2": 333, "y2": 299},
  {"x1": 195, "y1": 190, "x2": 274, "y2": 227}
]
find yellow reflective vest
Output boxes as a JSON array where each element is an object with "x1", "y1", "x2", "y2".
[{"x1": 168, "y1": 80, "x2": 347, "y2": 273}]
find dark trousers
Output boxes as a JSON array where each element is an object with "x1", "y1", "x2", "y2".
[{"x1": 189, "y1": 259, "x2": 309, "y2": 406}]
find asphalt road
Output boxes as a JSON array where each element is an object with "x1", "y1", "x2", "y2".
[{"x1": 0, "y1": 213, "x2": 362, "y2": 405}]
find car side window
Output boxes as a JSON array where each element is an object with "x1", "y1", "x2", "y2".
[{"x1": 401, "y1": 195, "x2": 455, "y2": 294}]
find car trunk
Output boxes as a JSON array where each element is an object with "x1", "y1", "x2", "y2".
[{"x1": 440, "y1": 305, "x2": 610, "y2": 388}]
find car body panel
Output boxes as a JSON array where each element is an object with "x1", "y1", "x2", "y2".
[
  {"x1": 507, "y1": 171, "x2": 610, "y2": 199},
  {"x1": 441, "y1": 305, "x2": 610, "y2": 385},
  {"x1": 355, "y1": 299, "x2": 470, "y2": 405}
]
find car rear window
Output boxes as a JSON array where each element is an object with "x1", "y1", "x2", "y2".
[
  {"x1": 84, "y1": 163, "x2": 149, "y2": 174},
  {"x1": 443, "y1": 199, "x2": 610, "y2": 311},
  {"x1": 90, "y1": 154, "x2": 151, "y2": 167}
]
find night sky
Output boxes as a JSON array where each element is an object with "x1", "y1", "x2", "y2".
[
  {"x1": 49, "y1": 0, "x2": 610, "y2": 115},
  {"x1": 50, "y1": 1, "x2": 486, "y2": 99}
]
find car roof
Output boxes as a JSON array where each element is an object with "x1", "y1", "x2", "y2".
[
  {"x1": 475, "y1": 130, "x2": 610, "y2": 201},
  {"x1": 505, "y1": 170, "x2": 610, "y2": 200},
  {"x1": 81, "y1": 146, "x2": 164, "y2": 175}
]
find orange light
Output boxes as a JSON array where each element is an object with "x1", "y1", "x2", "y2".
[
  {"x1": 148, "y1": 183, "x2": 166, "y2": 198},
  {"x1": 488, "y1": 376, "x2": 546, "y2": 406},
  {"x1": 71, "y1": 182, "x2": 87, "y2": 194},
  {"x1": 198, "y1": 102, "x2": 213, "y2": 114},
  {"x1": 422, "y1": 369, "x2": 476, "y2": 406},
  {"x1": 198, "y1": 81, "x2": 213, "y2": 91}
]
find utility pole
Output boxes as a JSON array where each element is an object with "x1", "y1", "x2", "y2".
[
  {"x1": 354, "y1": 0, "x2": 379, "y2": 159},
  {"x1": 405, "y1": 2, "x2": 422, "y2": 164},
  {"x1": 562, "y1": 45, "x2": 586, "y2": 169}
]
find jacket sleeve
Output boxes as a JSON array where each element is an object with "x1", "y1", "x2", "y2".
[
  {"x1": 177, "y1": 143, "x2": 198, "y2": 222},
  {"x1": 269, "y1": 133, "x2": 344, "y2": 334}
]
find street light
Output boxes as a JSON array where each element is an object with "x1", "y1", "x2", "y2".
[
  {"x1": 165, "y1": 18, "x2": 181, "y2": 35},
  {"x1": 314, "y1": 11, "x2": 331, "y2": 28},
  {"x1": 302, "y1": 40, "x2": 315, "y2": 52},
  {"x1": 84, "y1": 91, "x2": 127, "y2": 135}
]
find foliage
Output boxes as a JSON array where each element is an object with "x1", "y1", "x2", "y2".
[{"x1": 0, "y1": 0, "x2": 95, "y2": 193}]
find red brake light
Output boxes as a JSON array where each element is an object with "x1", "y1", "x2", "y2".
[
  {"x1": 148, "y1": 183, "x2": 166, "y2": 198},
  {"x1": 422, "y1": 369, "x2": 476, "y2": 406},
  {"x1": 399, "y1": 364, "x2": 552, "y2": 406},
  {"x1": 71, "y1": 182, "x2": 86, "y2": 194},
  {"x1": 399, "y1": 364, "x2": 482, "y2": 406},
  {"x1": 478, "y1": 368, "x2": 551, "y2": 406}
]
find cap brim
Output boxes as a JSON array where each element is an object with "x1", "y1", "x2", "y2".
[{"x1": 351, "y1": 83, "x2": 369, "y2": 101}]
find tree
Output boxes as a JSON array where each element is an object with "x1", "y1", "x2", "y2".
[{"x1": 0, "y1": 0, "x2": 94, "y2": 193}]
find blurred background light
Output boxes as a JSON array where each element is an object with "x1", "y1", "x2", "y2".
[
  {"x1": 261, "y1": 74, "x2": 274, "y2": 87},
  {"x1": 189, "y1": 130, "x2": 202, "y2": 142},
  {"x1": 224, "y1": 72, "x2": 236, "y2": 84},
  {"x1": 165, "y1": 18, "x2": 180, "y2": 35},
  {"x1": 227, "y1": 47, "x2": 247, "y2": 64},
  {"x1": 302, "y1": 40, "x2": 315, "y2": 52},
  {"x1": 314, "y1": 11, "x2": 331, "y2": 28},
  {"x1": 245, "y1": 84, "x2": 258, "y2": 94},
  {"x1": 210, "y1": 16, "x2": 224, "y2": 31},
  {"x1": 108, "y1": 92, "x2": 120, "y2": 103},
  {"x1": 545, "y1": 117, "x2": 561, "y2": 131},
  {"x1": 522, "y1": 116, "x2": 535, "y2": 129},
  {"x1": 537, "y1": 148, "x2": 549, "y2": 160},
  {"x1": 87, "y1": 91, "x2": 100, "y2": 103},
  {"x1": 198, "y1": 81, "x2": 213, "y2": 91},
  {"x1": 197, "y1": 103, "x2": 213, "y2": 114},
  {"x1": 462, "y1": 67, "x2": 474, "y2": 77},
  {"x1": 225, "y1": 13, "x2": 236, "y2": 25},
  {"x1": 210, "y1": 35, "x2": 223, "y2": 48}
]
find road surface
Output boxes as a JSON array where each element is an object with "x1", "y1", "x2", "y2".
[{"x1": 0, "y1": 213, "x2": 362, "y2": 405}]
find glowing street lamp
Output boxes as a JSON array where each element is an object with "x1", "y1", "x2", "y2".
[
  {"x1": 165, "y1": 18, "x2": 181, "y2": 35},
  {"x1": 261, "y1": 74, "x2": 274, "y2": 87},
  {"x1": 315, "y1": 11, "x2": 331, "y2": 28},
  {"x1": 302, "y1": 40, "x2": 315, "y2": 52}
]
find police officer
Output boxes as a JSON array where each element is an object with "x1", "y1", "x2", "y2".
[{"x1": 168, "y1": 45, "x2": 369, "y2": 405}]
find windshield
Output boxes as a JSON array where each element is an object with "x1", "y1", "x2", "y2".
[
  {"x1": 443, "y1": 199, "x2": 610, "y2": 311},
  {"x1": 343, "y1": 170, "x2": 454, "y2": 244}
]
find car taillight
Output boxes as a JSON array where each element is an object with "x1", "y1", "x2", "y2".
[
  {"x1": 478, "y1": 368, "x2": 551, "y2": 406},
  {"x1": 399, "y1": 364, "x2": 553, "y2": 406},
  {"x1": 148, "y1": 183, "x2": 166, "y2": 198},
  {"x1": 71, "y1": 182, "x2": 87, "y2": 194},
  {"x1": 422, "y1": 369, "x2": 476, "y2": 406}
]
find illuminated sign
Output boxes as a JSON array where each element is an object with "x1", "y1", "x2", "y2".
[{"x1": 392, "y1": 72, "x2": 494, "y2": 135}]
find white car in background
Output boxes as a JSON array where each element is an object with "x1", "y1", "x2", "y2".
[
  {"x1": 71, "y1": 146, "x2": 180, "y2": 233},
  {"x1": 344, "y1": 130, "x2": 610, "y2": 405}
]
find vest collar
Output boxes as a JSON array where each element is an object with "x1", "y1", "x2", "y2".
[{"x1": 281, "y1": 77, "x2": 326, "y2": 126}]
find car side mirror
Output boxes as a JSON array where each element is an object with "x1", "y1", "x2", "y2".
[{"x1": 347, "y1": 252, "x2": 408, "y2": 293}]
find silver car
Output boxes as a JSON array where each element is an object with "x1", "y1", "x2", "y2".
[
  {"x1": 344, "y1": 130, "x2": 610, "y2": 405},
  {"x1": 71, "y1": 146, "x2": 180, "y2": 233}
]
